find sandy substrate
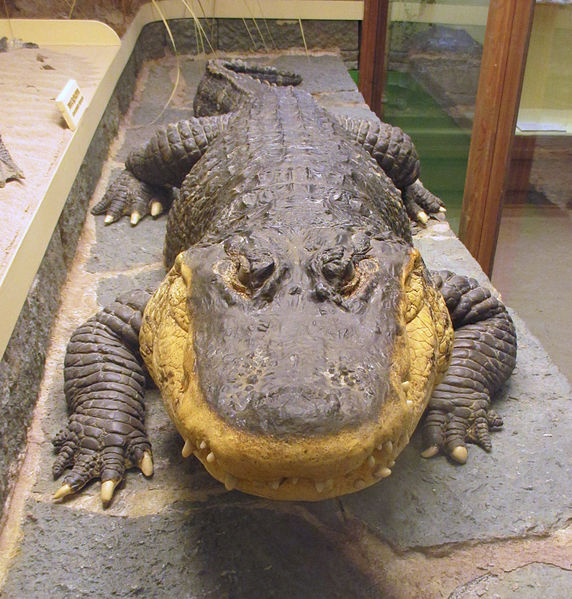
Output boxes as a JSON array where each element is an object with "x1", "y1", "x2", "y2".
[{"x1": 0, "y1": 44, "x2": 114, "y2": 273}]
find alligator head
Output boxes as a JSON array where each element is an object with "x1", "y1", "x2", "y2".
[{"x1": 140, "y1": 226, "x2": 453, "y2": 500}]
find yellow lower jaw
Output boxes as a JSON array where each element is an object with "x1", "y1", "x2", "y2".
[{"x1": 189, "y1": 437, "x2": 400, "y2": 501}]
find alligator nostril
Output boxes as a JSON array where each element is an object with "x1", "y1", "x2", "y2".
[{"x1": 289, "y1": 285, "x2": 301, "y2": 295}]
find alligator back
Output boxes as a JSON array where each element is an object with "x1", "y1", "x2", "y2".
[{"x1": 163, "y1": 66, "x2": 412, "y2": 266}]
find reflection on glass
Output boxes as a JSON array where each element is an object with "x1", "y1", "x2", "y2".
[
  {"x1": 492, "y1": 1, "x2": 572, "y2": 380},
  {"x1": 383, "y1": 0, "x2": 489, "y2": 232}
]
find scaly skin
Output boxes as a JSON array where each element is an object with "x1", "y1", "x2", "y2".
[
  {"x1": 54, "y1": 60, "x2": 516, "y2": 504},
  {"x1": 0, "y1": 134, "x2": 24, "y2": 187}
]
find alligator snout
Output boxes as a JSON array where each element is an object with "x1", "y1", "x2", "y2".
[{"x1": 217, "y1": 355, "x2": 381, "y2": 438}]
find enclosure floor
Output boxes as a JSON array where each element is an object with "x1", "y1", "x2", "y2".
[{"x1": 0, "y1": 54, "x2": 570, "y2": 599}]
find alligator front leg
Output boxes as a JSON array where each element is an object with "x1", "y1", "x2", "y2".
[
  {"x1": 422, "y1": 271, "x2": 517, "y2": 463},
  {"x1": 336, "y1": 116, "x2": 445, "y2": 223},
  {"x1": 53, "y1": 290, "x2": 153, "y2": 504},
  {"x1": 93, "y1": 115, "x2": 229, "y2": 225}
]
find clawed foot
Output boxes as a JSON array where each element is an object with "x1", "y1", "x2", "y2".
[
  {"x1": 403, "y1": 179, "x2": 446, "y2": 226},
  {"x1": 92, "y1": 169, "x2": 173, "y2": 226},
  {"x1": 53, "y1": 416, "x2": 153, "y2": 505},
  {"x1": 421, "y1": 395, "x2": 503, "y2": 464}
]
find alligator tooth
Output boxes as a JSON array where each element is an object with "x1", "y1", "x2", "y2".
[
  {"x1": 150, "y1": 201, "x2": 163, "y2": 217},
  {"x1": 315, "y1": 481, "x2": 326, "y2": 493},
  {"x1": 451, "y1": 446, "x2": 468, "y2": 464},
  {"x1": 325, "y1": 479, "x2": 334, "y2": 490},
  {"x1": 421, "y1": 445, "x2": 439, "y2": 459},
  {"x1": 389, "y1": 460, "x2": 395, "y2": 467},
  {"x1": 101, "y1": 480, "x2": 118, "y2": 503},
  {"x1": 199, "y1": 440, "x2": 208, "y2": 450},
  {"x1": 269, "y1": 479, "x2": 281, "y2": 490},
  {"x1": 406, "y1": 399, "x2": 414, "y2": 407},
  {"x1": 367, "y1": 455, "x2": 376, "y2": 468},
  {"x1": 402, "y1": 381, "x2": 410, "y2": 392},
  {"x1": 53, "y1": 484, "x2": 73, "y2": 500},
  {"x1": 374, "y1": 467, "x2": 392, "y2": 479},
  {"x1": 354, "y1": 478, "x2": 366, "y2": 490},
  {"x1": 384, "y1": 441, "x2": 393, "y2": 453},
  {"x1": 290, "y1": 477, "x2": 299, "y2": 485},
  {"x1": 130, "y1": 211, "x2": 141, "y2": 226},
  {"x1": 224, "y1": 474, "x2": 238, "y2": 490},
  {"x1": 206, "y1": 452, "x2": 216, "y2": 463},
  {"x1": 139, "y1": 451, "x2": 154, "y2": 476},
  {"x1": 182, "y1": 440, "x2": 194, "y2": 458},
  {"x1": 376, "y1": 443, "x2": 383, "y2": 451}
]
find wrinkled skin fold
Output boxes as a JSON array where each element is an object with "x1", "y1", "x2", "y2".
[{"x1": 53, "y1": 60, "x2": 516, "y2": 504}]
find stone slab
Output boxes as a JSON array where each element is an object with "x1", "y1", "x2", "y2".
[
  {"x1": 449, "y1": 563, "x2": 572, "y2": 599},
  {"x1": 1, "y1": 499, "x2": 379, "y2": 599}
]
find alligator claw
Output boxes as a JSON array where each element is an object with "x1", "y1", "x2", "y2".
[
  {"x1": 139, "y1": 451, "x2": 154, "y2": 476},
  {"x1": 422, "y1": 393, "x2": 501, "y2": 463},
  {"x1": 403, "y1": 180, "x2": 445, "y2": 225},
  {"x1": 53, "y1": 419, "x2": 152, "y2": 505},
  {"x1": 450, "y1": 445, "x2": 468, "y2": 464},
  {"x1": 150, "y1": 201, "x2": 164, "y2": 217},
  {"x1": 420, "y1": 445, "x2": 439, "y2": 459},
  {"x1": 92, "y1": 169, "x2": 172, "y2": 227},
  {"x1": 101, "y1": 480, "x2": 119, "y2": 504},
  {"x1": 53, "y1": 484, "x2": 73, "y2": 501}
]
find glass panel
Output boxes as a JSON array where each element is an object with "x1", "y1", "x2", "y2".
[
  {"x1": 384, "y1": 0, "x2": 490, "y2": 232},
  {"x1": 492, "y1": 1, "x2": 572, "y2": 379}
]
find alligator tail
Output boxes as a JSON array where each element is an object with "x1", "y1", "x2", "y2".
[{"x1": 193, "y1": 59, "x2": 302, "y2": 117}]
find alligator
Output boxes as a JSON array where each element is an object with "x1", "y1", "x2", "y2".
[
  {"x1": 0, "y1": 134, "x2": 24, "y2": 187},
  {"x1": 53, "y1": 60, "x2": 517, "y2": 503}
]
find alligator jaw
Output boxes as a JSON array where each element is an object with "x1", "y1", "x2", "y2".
[{"x1": 177, "y1": 374, "x2": 425, "y2": 501}]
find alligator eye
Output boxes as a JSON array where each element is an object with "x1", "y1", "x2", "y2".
[
  {"x1": 245, "y1": 254, "x2": 276, "y2": 288},
  {"x1": 322, "y1": 253, "x2": 360, "y2": 295},
  {"x1": 235, "y1": 253, "x2": 275, "y2": 290}
]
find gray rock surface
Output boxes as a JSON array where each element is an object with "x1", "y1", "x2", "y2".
[{"x1": 449, "y1": 562, "x2": 572, "y2": 599}]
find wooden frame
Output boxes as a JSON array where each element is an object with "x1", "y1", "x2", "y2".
[
  {"x1": 459, "y1": 0, "x2": 536, "y2": 275},
  {"x1": 358, "y1": 0, "x2": 390, "y2": 118}
]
